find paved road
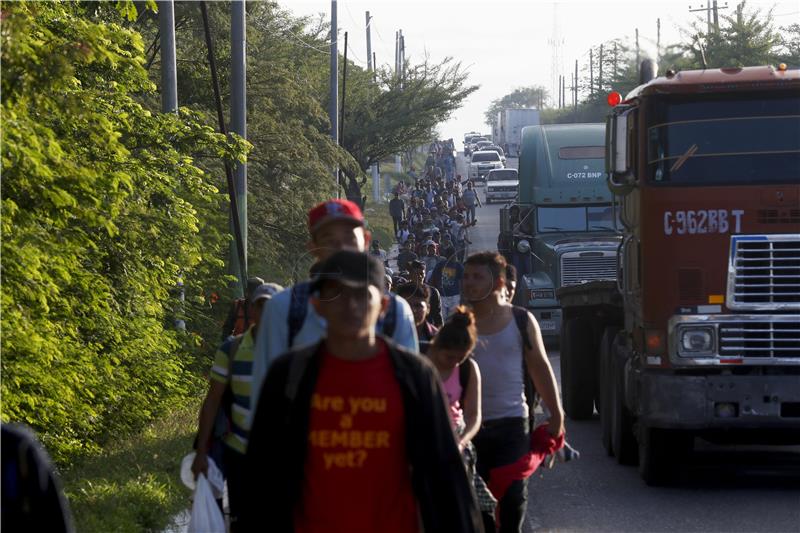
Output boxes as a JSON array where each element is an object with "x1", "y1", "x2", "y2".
[{"x1": 457, "y1": 152, "x2": 800, "y2": 533}]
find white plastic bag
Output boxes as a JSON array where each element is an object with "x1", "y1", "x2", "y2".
[
  {"x1": 181, "y1": 452, "x2": 224, "y2": 499},
  {"x1": 188, "y1": 473, "x2": 226, "y2": 533}
]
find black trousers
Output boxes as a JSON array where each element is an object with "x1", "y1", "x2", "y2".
[
  {"x1": 224, "y1": 445, "x2": 246, "y2": 532},
  {"x1": 392, "y1": 215, "x2": 402, "y2": 236},
  {"x1": 473, "y1": 417, "x2": 529, "y2": 533}
]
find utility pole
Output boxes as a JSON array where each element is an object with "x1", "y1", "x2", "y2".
[
  {"x1": 394, "y1": 30, "x2": 402, "y2": 174},
  {"x1": 365, "y1": 12, "x2": 372, "y2": 72},
  {"x1": 373, "y1": 52, "x2": 377, "y2": 82},
  {"x1": 613, "y1": 41, "x2": 618, "y2": 79},
  {"x1": 329, "y1": 0, "x2": 339, "y2": 195},
  {"x1": 712, "y1": 1, "x2": 728, "y2": 32},
  {"x1": 558, "y1": 75, "x2": 561, "y2": 108},
  {"x1": 598, "y1": 44, "x2": 603, "y2": 94},
  {"x1": 366, "y1": 11, "x2": 380, "y2": 203},
  {"x1": 231, "y1": 0, "x2": 247, "y2": 284},
  {"x1": 159, "y1": 1, "x2": 178, "y2": 114},
  {"x1": 199, "y1": 2, "x2": 247, "y2": 299},
  {"x1": 159, "y1": 0, "x2": 182, "y2": 328},
  {"x1": 635, "y1": 28, "x2": 640, "y2": 68},
  {"x1": 574, "y1": 59, "x2": 578, "y2": 110},
  {"x1": 589, "y1": 48, "x2": 594, "y2": 96},
  {"x1": 339, "y1": 31, "x2": 348, "y2": 144},
  {"x1": 657, "y1": 18, "x2": 661, "y2": 60}
]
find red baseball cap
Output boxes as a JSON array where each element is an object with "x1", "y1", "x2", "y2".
[{"x1": 307, "y1": 199, "x2": 365, "y2": 234}]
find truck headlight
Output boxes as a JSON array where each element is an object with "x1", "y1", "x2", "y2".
[
  {"x1": 517, "y1": 239, "x2": 531, "y2": 253},
  {"x1": 677, "y1": 326, "x2": 715, "y2": 356}
]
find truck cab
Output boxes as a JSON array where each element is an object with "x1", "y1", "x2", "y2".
[
  {"x1": 558, "y1": 63, "x2": 800, "y2": 485},
  {"x1": 498, "y1": 124, "x2": 621, "y2": 340}
]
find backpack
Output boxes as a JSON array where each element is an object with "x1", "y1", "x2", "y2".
[
  {"x1": 287, "y1": 281, "x2": 398, "y2": 348},
  {"x1": 512, "y1": 306, "x2": 540, "y2": 427}
]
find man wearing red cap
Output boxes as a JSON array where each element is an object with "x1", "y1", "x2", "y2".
[{"x1": 249, "y1": 199, "x2": 419, "y2": 424}]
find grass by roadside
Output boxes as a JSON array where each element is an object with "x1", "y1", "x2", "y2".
[
  {"x1": 61, "y1": 395, "x2": 202, "y2": 532},
  {"x1": 363, "y1": 205, "x2": 395, "y2": 250}
]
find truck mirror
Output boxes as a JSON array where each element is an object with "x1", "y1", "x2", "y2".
[{"x1": 606, "y1": 108, "x2": 635, "y2": 195}]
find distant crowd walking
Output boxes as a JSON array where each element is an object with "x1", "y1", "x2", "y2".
[{"x1": 190, "y1": 144, "x2": 569, "y2": 533}]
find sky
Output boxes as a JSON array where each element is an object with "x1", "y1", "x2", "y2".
[{"x1": 285, "y1": 0, "x2": 799, "y2": 142}]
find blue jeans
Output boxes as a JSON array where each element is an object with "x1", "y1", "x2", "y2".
[{"x1": 466, "y1": 204, "x2": 477, "y2": 224}]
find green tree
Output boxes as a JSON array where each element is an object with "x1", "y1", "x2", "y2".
[
  {"x1": 340, "y1": 58, "x2": 478, "y2": 204},
  {"x1": 663, "y1": 1, "x2": 784, "y2": 70},
  {"x1": 1, "y1": 0, "x2": 246, "y2": 460},
  {"x1": 484, "y1": 86, "x2": 548, "y2": 129}
]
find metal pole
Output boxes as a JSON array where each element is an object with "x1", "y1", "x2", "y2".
[
  {"x1": 657, "y1": 18, "x2": 661, "y2": 59},
  {"x1": 159, "y1": 0, "x2": 182, "y2": 329},
  {"x1": 574, "y1": 59, "x2": 578, "y2": 110},
  {"x1": 231, "y1": 0, "x2": 247, "y2": 278},
  {"x1": 366, "y1": 11, "x2": 380, "y2": 203},
  {"x1": 713, "y1": 1, "x2": 719, "y2": 32},
  {"x1": 598, "y1": 44, "x2": 603, "y2": 94},
  {"x1": 329, "y1": 0, "x2": 339, "y2": 196},
  {"x1": 635, "y1": 28, "x2": 640, "y2": 68},
  {"x1": 159, "y1": 0, "x2": 178, "y2": 113},
  {"x1": 200, "y1": 2, "x2": 247, "y2": 297},
  {"x1": 589, "y1": 48, "x2": 594, "y2": 96},
  {"x1": 339, "y1": 31, "x2": 348, "y2": 144},
  {"x1": 394, "y1": 30, "x2": 401, "y2": 174},
  {"x1": 366, "y1": 11, "x2": 372, "y2": 72},
  {"x1": 373, "y1": 52, "x2": 377, "y2": 83}
]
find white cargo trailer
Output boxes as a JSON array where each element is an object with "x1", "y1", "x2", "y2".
[{"x1": 502, "y1": 108, "x2": 540, "y2": 157}]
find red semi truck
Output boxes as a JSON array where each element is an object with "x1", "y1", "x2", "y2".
[{"x1": 558, "y1": 63, "x2": 800, "y2": 485}]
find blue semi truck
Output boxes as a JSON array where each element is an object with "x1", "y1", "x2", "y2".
[{"x1": 498, "y1": 123, "x2": 621, "y2": 341}]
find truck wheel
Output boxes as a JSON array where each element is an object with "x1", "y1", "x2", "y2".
[
  {"x1": 611, "y1": 335, "x2": 637, "y2": 465},
  {"x1": 599, "y1": 326, "x2": 619, "y2": 456},
  {"x1": 638, "y1": 427, "x2": 692, "y2": 486},
  {"x1": 561, "y1": 316, "x2": 596, "y2": 420}
]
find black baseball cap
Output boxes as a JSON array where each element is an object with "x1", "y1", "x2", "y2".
[{"x1": 310, "y1": 250, "x2": 386, "y2": 293}]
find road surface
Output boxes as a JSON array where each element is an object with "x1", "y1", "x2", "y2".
[{"x1": 457, "y1": 152, "x2": 800, "y2": 533}]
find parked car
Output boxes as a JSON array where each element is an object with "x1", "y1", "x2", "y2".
[
  {"x1": 485, "y1": 168, "x2": 519, "y2": 203},
  {"x1": 468, "y1": 150, "x2": 504, "y2": 184}
]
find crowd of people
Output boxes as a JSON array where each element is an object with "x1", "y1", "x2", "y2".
[{"x1": 193, "y1": 162, "x2": 568, "y2": 532}]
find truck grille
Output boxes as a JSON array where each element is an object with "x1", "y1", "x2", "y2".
[
  {"x1": 488, "y1": 185, "x2": 517, "y2": 192},
  {"x1": 560, "y1": 252, "x2": 616, "y2": 286},
  {"x1": 727, "y1": 235, "x2": 800, "y2": 310},
  {"x1": 719, "y1": 321, "x2": 800, "y2": 358}
]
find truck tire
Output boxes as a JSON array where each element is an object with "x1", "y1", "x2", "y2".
[
  {"x1": 599, "y1": 326, "x2": 620, "y2": 456},
  {"x1": 561, "y1": 316, "x2": 596, "y2": 420},
  {"x1": 638, "y1": 426, "x2": 692, "y2": 486},
  {"x1": 611, "y1": 335, "x2": 637, "y2": 465}
]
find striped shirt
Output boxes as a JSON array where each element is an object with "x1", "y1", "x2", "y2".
[{"x1": 210, "y1": 326, "x2": 257, "y2": 454}]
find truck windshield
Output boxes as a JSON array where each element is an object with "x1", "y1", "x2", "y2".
[
  {"x1": 647, "y1": 92, "x2": 800, "y2": 185},
  {"x1": 537, "y1": 205, "x2": 617, "y2": 233},
  {"x1": 472, "y1": 152, "x2": 500, "y2": 162}
]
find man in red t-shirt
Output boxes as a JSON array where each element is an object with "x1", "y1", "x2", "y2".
[{"x1": 242, "y1": 251, "x2": 482, "y2": 533}]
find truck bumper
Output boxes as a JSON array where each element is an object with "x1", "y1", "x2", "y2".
[
  {"x1": 635, "y1": 371, "x2": 800, "y2": 431},
  {"x1": 529, "y1": 307, "x2": 561, "y2": 338}
]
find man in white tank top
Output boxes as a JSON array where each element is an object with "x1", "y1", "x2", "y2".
[{"x1": 463, "y1": 252, "x2": 565, "y2": 533}]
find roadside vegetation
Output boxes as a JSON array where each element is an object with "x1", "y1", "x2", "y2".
[{"x1": 1, "y1": 1, "x2": 475, "y2": 530}]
